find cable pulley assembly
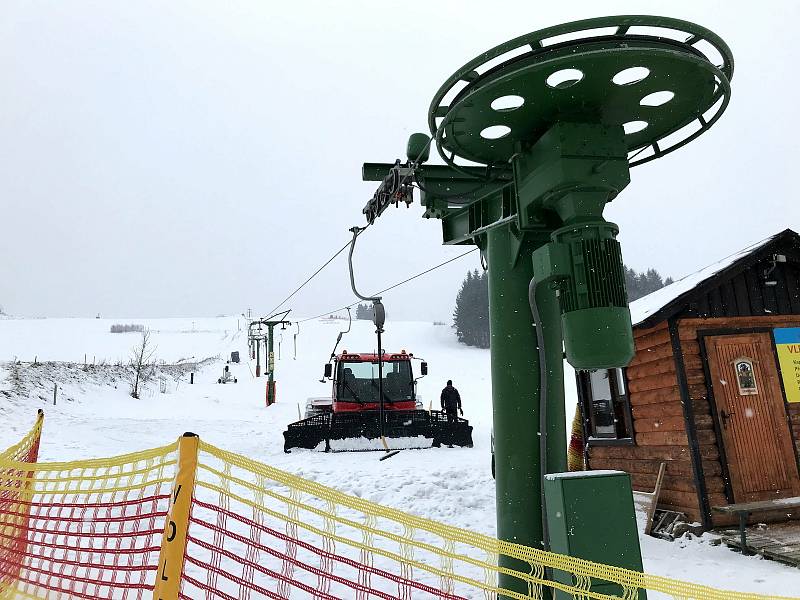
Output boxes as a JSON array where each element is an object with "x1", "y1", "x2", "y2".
[
  {"x1": 362, "y1": 133, "x2": 431, "y2": 225},
  {"x1": 362, "y1": 160, "x2": 415, "y2": 225}
]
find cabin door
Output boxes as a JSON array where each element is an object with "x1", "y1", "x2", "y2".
[{"x1": 705, "y1": 333, "x2": 800, "y2": 503}]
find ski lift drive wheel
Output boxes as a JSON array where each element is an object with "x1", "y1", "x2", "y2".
[{"x1": 428, "y1": 15, "x2": 733, "y2": 172}]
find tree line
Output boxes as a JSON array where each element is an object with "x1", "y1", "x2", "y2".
[{"x1": 453, "y1": 265, "x2": 673, "y2": 349}]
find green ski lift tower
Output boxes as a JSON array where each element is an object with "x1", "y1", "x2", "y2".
[{"x1": 363, "y1": 15, "x2": 732, "y2": 595}]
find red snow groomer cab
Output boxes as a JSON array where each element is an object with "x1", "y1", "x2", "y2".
[{"x1": 283, "y1": 350, "x2": 473, "y2": 452}]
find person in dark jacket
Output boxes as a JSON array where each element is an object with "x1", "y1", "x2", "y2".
[{"x1": 440, "y1": 380, "x2": 463, "y2": 423}]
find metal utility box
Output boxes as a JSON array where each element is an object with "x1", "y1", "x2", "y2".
[
  {"x1": 544, "y1": 471, "x2": 646, "y2": 600},
  {"x1": 230, "y1": 351, "x2": 240, "y2": 364}
]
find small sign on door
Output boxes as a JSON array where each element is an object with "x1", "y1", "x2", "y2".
[
  {"x1": 774, "y1": 327, "x2": 800, "y2": 403},
  {"x1": 734, "y1": 358, "x2": 758, "y2": 395}
]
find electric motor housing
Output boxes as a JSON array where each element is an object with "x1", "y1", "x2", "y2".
[{"x1": 534, "y1": 220, "x2": 634, "y2": 370}]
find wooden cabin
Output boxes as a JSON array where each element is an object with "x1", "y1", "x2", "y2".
[{"x1": 579, "y1": 229, "x2": 800, "y2": 529}]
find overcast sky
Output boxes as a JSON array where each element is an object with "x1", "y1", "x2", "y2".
[{"x1": 1, "y1": 1, "x2": 798, "y2": 322}]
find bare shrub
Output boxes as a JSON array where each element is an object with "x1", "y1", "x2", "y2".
[{"x1": 128, "y1": 330, "x2": 156, "y2": 399}]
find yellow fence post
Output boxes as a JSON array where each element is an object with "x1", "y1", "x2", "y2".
[{"x1": 152, "y1": 432, "x2": 199, "y2": 600}]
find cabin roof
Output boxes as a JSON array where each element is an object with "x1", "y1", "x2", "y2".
[{"x1": 629, "y1": 229, "x2": 799, "y2": 329}]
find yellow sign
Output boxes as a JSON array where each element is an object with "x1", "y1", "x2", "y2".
[{"x1": 774, "y1": 327, "x2": 800, "y2": 403}]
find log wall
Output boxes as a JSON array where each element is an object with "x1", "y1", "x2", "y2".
[
  {"x1": 587, "y1": 315, "x2": 800, "y2": 528},
  {"x1": 587, "y1": 321, "x2": 704, "y2": 524}
]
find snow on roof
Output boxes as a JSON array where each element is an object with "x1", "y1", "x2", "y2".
[{"x1": 628, "y1": 231, "x2": 781, "y2": 327}]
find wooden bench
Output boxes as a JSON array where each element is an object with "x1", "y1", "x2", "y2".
[{"x1": 712, "y1": 497, "x2": 800, "y2": 551}]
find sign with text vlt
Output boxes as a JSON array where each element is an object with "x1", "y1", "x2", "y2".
[{"x1": 774, "y1": 327, "x2": 800, "y2": 403}]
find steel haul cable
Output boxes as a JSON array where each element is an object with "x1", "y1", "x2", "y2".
[
  {"x1": 262, "y1": 111, "x2": 512, "y2": 320},
  {"x1": 296, "y1": 247, "x2": 478, "y2": 323},
  {"x1": 264, "y1": 239, "x2": 353, "y2": 318},
  {"x1": 262, "y1": 121, "x2": 495, "y2": 319}
]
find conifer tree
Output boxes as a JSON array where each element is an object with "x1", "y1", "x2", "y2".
[
  {"x1": 624, "y1": 266, "x2": 674, "y2": 301},
  {"x1": 453, "y1": 269, "x2": 490, "y2": 348}
]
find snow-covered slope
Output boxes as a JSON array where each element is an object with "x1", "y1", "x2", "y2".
[{"x1": 0, "y1": 316, "x2": 796, "y2": 595}]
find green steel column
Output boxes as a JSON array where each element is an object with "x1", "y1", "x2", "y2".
[
  {"x1": 255, "y1": 336, "x2": 261, "y2": 377},
  {"x1": 487, "y1": 225, "x2": 542, "y2": 594},
  {"x1": 267, "y1": 325, "x2": 275, "y2": 405}
]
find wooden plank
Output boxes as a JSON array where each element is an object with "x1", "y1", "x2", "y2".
[
  {"x1": 709, "y1": 287, "x2": 724, "y2": 317},
  {"x1": 632, "y1": 322, "x2": 667, "y2": 339},
  {"x1": 631, "y1": 472, "x2": 726, "y2": 494},
  {"x1": 683, "y1": 354, "x2": 704, "y2": 371},
  {"x1": 697, "y1": 443, "x2": 722, "y2": 461},
  {"x1": 763, "y1": 276, "x2": 779, "y2": 314},
  {"x1": 712, "y1": 497, "x2": 800, "y2": 514},
  {"x1": 707, "y1": 492, "x2": 728, "y2": 507},
  {"x1": 693, "y1": 397, "x2": 713, "y2": 415},
  {"x1": 774, "y1": 266, "x2": 792, "y2": 315},
  {"x1": 721, "y1": 279, "x2": 738, "y2": 318},
  {"x1": 701, "y1": 459, "x2": 724, "y2": 477},
  {"x1": 691, "y1": 414, "x2": 715, "y2": 431},
  {"x1": 629, "y1": 339, "x2": 701, "y2": 365},
  {"x1": 637, "y1": 430, "x2": 688, "y2": 446},
  {"x1": 634, "y1": 414, "x2": 713, "y2": 433},
  {"x1": 628, "y1": 342, "x2": 674, "y2": 366},
  {"x1": 629, "y1": 386, "x2": 682, "y2": 406},
  {"x1": 685, "y1": 372, "x2": 706, "y2": 387},
  {"x1": 593, "y1": 458, "x2": 692, "y2": 476},
  {"x1": 678, "y1": 314, "x2": 800, "y2": 331},
  {"x1": 658, "y1": 488, "x2": 702, "y2": 509},
  {"x1": 681, "y1": 340, "x2": 702, "y2": 356},
  {"x1": 634, "y1": 415, "x2": 688, "y2": 433},
  {"x1": 632, "y1": 402, "x2": 680, "y2": 419},
  {"x1": 684, "y1": 366, "x2": 705, "y2": 379},
  {"x1": 591, "y1": 445, "x2": 689, "y2": 461},
  {"x1": 627, "y1": 356, "x2": 676, "y2": 380},
  {"x1": 715, "y1": 522, "x2": 800, "y2": 564},
  {"x1": 635, "y1": 329, "x2": 672, "y2": 351},
  {"x1": 635, "y1": 327, "x2": 696, "y2": 350},
  {"x1": 592, "y1": 457, "x2": 722, "y2": 477},
  {"x1": 627, "y1": 355, "x2": 702, "y2": 379},
  {"x1": 628, "y1": 372, "x2": 679, "y2": 393},
  {"x1": 589, "y1": 444, "x2": 719, "y2": 461},
  {"x1": 744, "y1": 269, "x2": 766, "y2": 314},
  {"x1": 644, "y1": 463, "x2": 666, "y2": 535},
  {"x1": 785, "y1": 265, "x2": 800, "y2": 313},
  {"x1": 637, "y1": 429, "x2": 716, "y2": 446},
  {"x1": 733, "y1": 273, "x2": 751, "y2": 319},
  {"x1": 589, "y1": 444, "x2": 719, "y2": 468},
  {"x1": 688, "y1": 383, "x2": 708, "y2": 400},
  {"x1": 632, "y1": 399, "x2": 710, "y2": 419}
]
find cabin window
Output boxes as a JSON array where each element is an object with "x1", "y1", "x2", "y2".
[
  {"x1": 578, "y1": 368, "x2": 633, "y2": 442},
  {"x1": 337, "y1": 360, "x2": 413, "y2": 403}
]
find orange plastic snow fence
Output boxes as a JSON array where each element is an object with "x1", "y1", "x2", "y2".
[{"x1": 1, "y1": 412, "x2": 799, "y2": 600}]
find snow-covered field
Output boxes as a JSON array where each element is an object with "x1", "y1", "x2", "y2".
[{"x1": 1, "y1": 315, "x2": 797, "y2": 595}]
